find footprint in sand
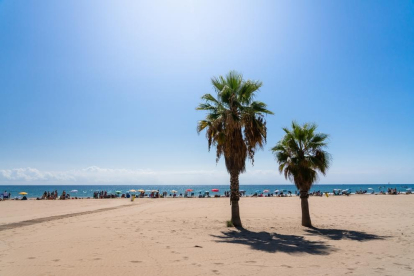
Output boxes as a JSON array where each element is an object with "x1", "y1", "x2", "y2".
[
  {"x1": 52, "y1": 259, "x2": 60, "y2": 262},
  {"x1": 130, "y1": 261, "x2": 142, "y2": 263}
]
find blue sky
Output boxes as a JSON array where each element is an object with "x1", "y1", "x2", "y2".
[{"x1": 0, "y1": 0, "x2": 413, "y2": 185}]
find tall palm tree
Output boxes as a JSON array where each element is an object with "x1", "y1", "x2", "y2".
[
  {"x1": 271, "y1": 122, "x2": 331, "y2": 227},
  {"x1": 197, "y1": 71, "x2": 273, "y2": 227}
]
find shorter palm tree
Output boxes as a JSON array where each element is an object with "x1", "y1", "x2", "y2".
[{"x1": 271, "y1": 122, "x2": 331, "y2": 227}]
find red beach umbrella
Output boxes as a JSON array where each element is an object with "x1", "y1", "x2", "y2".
[
  {"x1": 263, "y1": 190, "x2": 269, "y2": 193},
  {"x1": 211, "y1": 189, "x2": 219, "y2": 192},
  {"x1": 186, "y1": 189, "x2": 193, "y2": 192}
]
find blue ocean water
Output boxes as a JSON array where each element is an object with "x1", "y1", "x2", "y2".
[{"x1": 0, "y1": 184, "x2": 413, "y2": 198}]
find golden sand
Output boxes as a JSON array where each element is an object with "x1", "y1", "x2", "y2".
[{"x1": 1, "y1": 195, "x2": 413, "y2": 275}]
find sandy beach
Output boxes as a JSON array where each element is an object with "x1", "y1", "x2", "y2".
[{"x1": 1, "y1": 196, "x2": 414, "y2": 276}]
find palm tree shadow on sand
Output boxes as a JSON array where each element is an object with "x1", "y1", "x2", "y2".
[
  {"x1": 212, "y1": 227, "x2": 387, "y2": 255},
  {"x1": 211, "y1": 228, "x2": 334, "y2": 255},
  {"x1": 304, "y1": 227, "x2": 388, "y2": 241}
]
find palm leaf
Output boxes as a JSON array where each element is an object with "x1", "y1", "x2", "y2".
[{"x1": 272, "y1": 122, "x2": 331, "y2": 191}]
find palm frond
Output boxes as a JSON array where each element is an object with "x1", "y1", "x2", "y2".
[
  {"x1": 197, "y1": 71, "x2": 273, "y2": 174},
  {"x1": 272, "y1": 121, "x2": 331, "y2": 191}
]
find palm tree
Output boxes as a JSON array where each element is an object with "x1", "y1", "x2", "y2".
[
  {"x1": 196, "y1": 71, "x2": 273, "y2": 227},
  {"x1": 271, "y1": 122, "x2": 331, "y2": 227}
]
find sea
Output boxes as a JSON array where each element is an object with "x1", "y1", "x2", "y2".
[{"x1": 1, "y1": 184, "x2": 413, "y2": 198}]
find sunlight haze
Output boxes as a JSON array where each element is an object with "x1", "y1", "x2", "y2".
[{"x1": 1, "y1": 0, "x2": 413, "y2": 184}]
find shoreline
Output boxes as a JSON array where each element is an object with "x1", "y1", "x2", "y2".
[
  {"x1": 2, "y1": 192, "x2": 413, "y2": 201},
  {"x1": 2, "y1": 183, "x2": 412, "y2": 200}
]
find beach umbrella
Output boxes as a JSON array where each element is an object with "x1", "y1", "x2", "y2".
[
  {"x1": 115, "y1": 191, "x2": 122, "y2": 194},
  {"x1": 19, "y1": 192, "x2": 28, "y2": 195},
  {"x1": 137, "y1": 189, "x2": 145, "y2": 192},
  {"x1": 211, "y1": 189, "x2": 219, "y2": 192},
  {"x1": 129, "y1": 189, "x2": 136, "y2": 193},
  {"x1": 274, "y1": 190, "x2": 279, "y2": 193},
  {"x1": 186, "y1": 189, "x2": 193, "y2": 192},
  {"x1": 70, "y1": 190, "x2": 78, "y2": 193},
  {"x1": 151, "y1": 190, "x2": 158, "y2": 192},
  {"x1": 171, "y1": 190, "x2": 178, "y2": 193},
  {"x1": 368, "y1": 188, "x2": 373, "y2": 190},
  {"x1": 263, "y1": 189, "x2": 269, "y2": 193}
]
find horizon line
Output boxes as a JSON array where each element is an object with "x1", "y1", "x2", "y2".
[{"x1": 0, "y1": 184, "x2": 412, "y2": 186}]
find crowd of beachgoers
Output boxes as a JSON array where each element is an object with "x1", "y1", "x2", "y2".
[
  {"x1": 1, "y1": 190, "x2": 72, "y2": 201},
  {"x1": 0, "y1": 187, "x2": 412, "y2": 201}
]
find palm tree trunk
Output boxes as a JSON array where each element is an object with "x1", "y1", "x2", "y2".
[
  {"x1": 300, "y1": 190, "x2": 312, "y2": 227},
  {"x1": 230, "y1": 171, "x2": 242, "y2": 227}
]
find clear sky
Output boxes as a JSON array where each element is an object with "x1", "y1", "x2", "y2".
[{"x1": 0, "y1": 0, "x2": 413, "y2": 185}]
